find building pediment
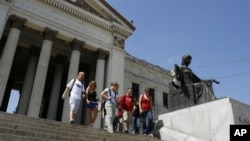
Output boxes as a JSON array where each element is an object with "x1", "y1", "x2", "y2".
[{"x1": 40, "y1": 0, "x2": 135, "y2": 38}]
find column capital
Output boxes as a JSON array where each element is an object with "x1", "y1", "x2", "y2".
[
  {"x1": 42, "y1": 27, "x2": 58, "y2": 41},
  {"x1": 9, "y1": 15, "x2": 26, "y2": 30},
  {"x1": 70, "y1": 39, "x2": 85, "y2": 51},
  {"x1": 97, "y1": 49, "x2": 109, "y2": 60}
]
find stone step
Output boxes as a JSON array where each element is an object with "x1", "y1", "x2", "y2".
[
  {"x1": 0, "y1": 127, "x2": 101, "y2": 141},
  {"x1": 0, "y1": 133, "x2": 60, "y2": 141},
  {"x1": 0, "y1": 123, "x2": 139, "y2": 141},
  {"x1": 0, "y1": 116, "x2": 108, "y2": 138},
  {"x1": 0, "y1": 112, "x2": 107, "y2": 135},
  {"x1": 0, "y1": 116, "x2": 142, "y2": 141},
  {"x1": 0, "y1": 112, "x2": 160, "y2": 141}
]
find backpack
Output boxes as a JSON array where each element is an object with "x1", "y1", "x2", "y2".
[
  {"x1": 99, "y1": 88, "x2": 117, "y2": 112},
  {"x1": 69, "y1": 79, "x2": 76, "y2": 97},
  {"x1": 68, "y1": 79, "x2": 83, "y2": 97}
]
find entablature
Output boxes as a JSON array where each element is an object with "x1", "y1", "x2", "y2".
[{"x1": 40, "y1": 0, "x2": 133, "y2": 38}]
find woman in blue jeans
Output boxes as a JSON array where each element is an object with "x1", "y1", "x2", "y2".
[
  {"x1": 139, "y1": 87, "x2": 153, "y2": 136},
  {"x1": 141, "y1": 111, "x2": 153, "y2": 135}
]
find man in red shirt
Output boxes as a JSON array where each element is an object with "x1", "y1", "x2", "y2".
[{"x1": 119, "y1": 88, "x2": 134, "y2": 133}]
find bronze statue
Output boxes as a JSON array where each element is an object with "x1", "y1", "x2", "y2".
[
  {"x1": 174, "y1": 54, "x2": 201, "y2": 87},
  {"x1": 169, "y1": 54, "x2": 219, "y2": 111}
]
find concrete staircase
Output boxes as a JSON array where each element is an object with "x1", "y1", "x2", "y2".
[{"x1": 0, "y1": 111, "x2": 160, "y2": 141}]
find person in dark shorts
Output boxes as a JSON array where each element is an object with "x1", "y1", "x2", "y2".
[{"x1": 85, "y1": 81, "x2": 99, "y2": 127}]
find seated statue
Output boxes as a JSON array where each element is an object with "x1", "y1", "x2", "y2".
[
  {"x1": 174, "y1": 54, "x2": 201, "y2": 87},
  {"x1": 170, "y1": 54, "x2": 219, "y2": 109}
]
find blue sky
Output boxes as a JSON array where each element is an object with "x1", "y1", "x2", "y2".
[
  {"x1": 6, "y1": 0, "x2": 250, "y2": 113},
  {"x1": 106, "y1": 0, "x2": 250, "y2": 105}
]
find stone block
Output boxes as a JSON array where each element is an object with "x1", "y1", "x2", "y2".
[{"x1": 158, "y1": 97, "x2": 250, "y2": 141}]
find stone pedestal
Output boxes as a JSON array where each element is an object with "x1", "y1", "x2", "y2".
[
  {"x1": 156, "y1": 97, "x2": 250, "y2": 141},
  {"x1": 168, "y1": 80, "x2": 216, "y2": 112}
]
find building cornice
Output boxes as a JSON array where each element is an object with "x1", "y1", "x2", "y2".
[
  {"x1": 39, "y1": 0, "x2": 133, "y2": 37},
  {"x1": 125, "y1": 53, "x2": 170, "y2": 74},
  {"x1": 98, "y1": 0, "x2": 136, "y2": 31}
]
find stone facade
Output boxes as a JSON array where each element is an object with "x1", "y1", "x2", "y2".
[
  {"x1": 124, "y1": 53, "x2": 171, "y2": 119},
  {"x1": 0, "y1": 0, "x2": 171, "y2": 128}
]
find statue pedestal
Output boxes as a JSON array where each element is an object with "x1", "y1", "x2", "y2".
[
  {"x1": 168, "y1": 80, "x2": 216, "y2": 112},
  {"x1": 156, "y1": 97, "x2": 250, "y2": 141}
]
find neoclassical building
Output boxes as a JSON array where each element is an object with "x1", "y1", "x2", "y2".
[{"x1": 0, "y1": 0, "x2": 171, "y2": 127}]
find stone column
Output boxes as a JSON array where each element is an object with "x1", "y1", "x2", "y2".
[
  {"x1": 94, "y1": 49, "x2": 109, "y2": 128},
  {"x1": 47, "y1": 55, "x2": 65, "y2": 120},
  {"x1": 27, "y1": 28, "x2": 58, "y2": 118},
  {"x1": 61, "y1": 39, "x2": 83, "y2": 123},
  {"x1": 17, "y1": 49, "x2": 39, "y2": 115},
  {"x1": 0, "y1": 2, "x2": 9, "y2": 38},
  {"x1": 0, "y1": 15, "x2": 26, "y2": 107},
  {"x1": 108, "y1": 47, "x2": 125, "y2": 95},
  {"x1": 0, "y1": 79, "x2": 14, "y2": 112}
]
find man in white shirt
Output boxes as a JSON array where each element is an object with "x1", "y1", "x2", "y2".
[{"x1": 62, "y1": 71, "x2": 85, "y2": 124}]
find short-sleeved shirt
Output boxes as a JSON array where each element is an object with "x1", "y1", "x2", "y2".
[
  {"x1": 67, "y1": 79, "x2": 85, "y2": 100},
  {"x1": 119, "y1": 94, "x2": 134, "y2": 112},
  {"x1": 104, "y1": 88, "x2": 117, "y2": 105}
]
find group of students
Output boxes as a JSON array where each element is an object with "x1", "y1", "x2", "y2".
[{"x1": 62, "y1": 71, "x2": 154, "y2": 137}]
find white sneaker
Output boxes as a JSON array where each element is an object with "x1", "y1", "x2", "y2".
[
  {"x1": 148, "y1": 133, "x2": 153, "y2": 137},
  {"x1": 107, "y1": 130, "x2": 114, "y2": 133},
  {"x1": 103, "y1": 125, "x2": 108, "y2": 130}
]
